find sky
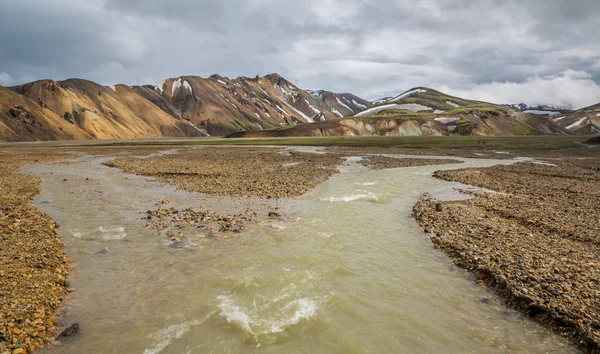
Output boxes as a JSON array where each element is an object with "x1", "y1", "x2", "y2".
[{"x1": 1, "y1": 0, "x2": 599, "y2": 109}]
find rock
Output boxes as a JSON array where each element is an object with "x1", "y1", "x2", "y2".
[
  {"x1": 435, "y1": 202, "x2": 444, "y2": 212},
  {"x1": 97, "y1": 248, "x2": 109, "y2": 254},
  {"x1": 56, "y1": 323, "x2": 79, "y2": 340},
  {"x1": 268, "y1": 211, "x2": 281, "y2": 218},
  {"x1": 424, "y1": 228, "x2": 430, "y2": 234},
  {"x1": 13, "y1": 348, "x2": 24, "y2": 354}
]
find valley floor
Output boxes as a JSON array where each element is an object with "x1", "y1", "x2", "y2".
[{"x1": 0, "y1": 139, "x2": 598, "y2": 352}]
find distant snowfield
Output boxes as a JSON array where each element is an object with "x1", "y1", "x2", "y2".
[
  {"x1": 171, "y1": 78, "x2": 192, "y2": 97},
  {"x1": 446, "y1": 101, "x2": 460, "y2": 108},
  {"x1": 523, "y1": 110, "x2": 560, "y2": 116},
  {"x1": 108, "y1": 85, "x2": 116, "y2": 92}
]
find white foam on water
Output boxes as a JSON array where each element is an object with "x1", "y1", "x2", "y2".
[
  {"x1": 143, "y1": 312, "x2": 214, "y2": 354},
  {"x1": 355, "y1": 182, "x2": 377, "y2": 186},
  {"x1": 325, "y1": 193, "x2": 379, "y2": 202},
  {"x1": 98, "y1": 226, "x2": 126, "y2": 240},
  {"x1": 216, "y1": 295, "x2": 319, "y2": 339}
]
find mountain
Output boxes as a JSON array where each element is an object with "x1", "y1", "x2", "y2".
[
  {"x1": 503, "y1": 103, "x2": 571, "y2": 116},
  {"x1": 229, "y1": 87, "x2": 568, "y2": 137},
  {"x1": 7, "y1": 79, "x2": 204, "y2": 141},
  {"x1": 547, "y1": 102, "x2": 600, "y2": 135},
  {"x1": 0, "y1": 74, "x2": 371, "y2": 141},
  {"x1": 144, "y1": 73, "x2": 371, "y2": 136}
]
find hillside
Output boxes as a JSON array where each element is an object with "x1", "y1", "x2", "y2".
[
  {"x1": 0, "y1": 74, "x2": 372, "y2": 141},
  {"x1": 547, "y1": 102, "x2": 600, "y2": 135},
  {"x1": 230, "y1": 87, "x2": 567, "y2": 137},
  {"x1": 8, "y1": 79, "x2": 203, "y2": 141},
  {"x1": 146, "y1": 73, "x2": 371, "y2": 136}
]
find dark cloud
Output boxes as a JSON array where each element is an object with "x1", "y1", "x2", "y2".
[{"x1": 0, "y1": 0, "x2": 599, "y2": 107}]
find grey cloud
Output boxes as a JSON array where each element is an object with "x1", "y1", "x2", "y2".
[{"x1": 0, "y1": 0, "x2": 599, "y2": 107}]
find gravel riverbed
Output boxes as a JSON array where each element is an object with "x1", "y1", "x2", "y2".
[{"x1": 413, "y1": 157, "x2": 600, "y2": 353}]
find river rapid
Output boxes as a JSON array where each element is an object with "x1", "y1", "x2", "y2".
[{"x1": 27, "y1": 150, "x2": 577, "y2": 353}]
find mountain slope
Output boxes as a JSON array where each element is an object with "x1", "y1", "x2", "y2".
[
  {"x1": 548, "y1": 103, "x2": 600, "y2": 135},
  {"x1": 349, "y1": 87, "x2": 556, "y2": 136},
  {"x1": 0, "y1": 85, "x2": 91, "y2": 141},
  {"x1": 10, "y1": 79, "x2": 203, "y2": 140},
  {"x1": 229, "y1": 87, "x2": 567, "y2": 137},
  {"x1": 148, "y1": 73, "x2": 372, "y2": 136},
  {"x1": 1, "y1": 73, "x2": 372, "y2": 141}
]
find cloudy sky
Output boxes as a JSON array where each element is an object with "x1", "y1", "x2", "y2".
[{"x1": 1, "y1": 0, "x2": 599, "y2": 108}]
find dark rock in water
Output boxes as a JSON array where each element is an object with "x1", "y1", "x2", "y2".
[
  {"x1": 268, "y1": 211, "x2": 281, "y2": 218},
  {"x1": 97, "y1": 248, "x2": 109, "y2": 254},
  {"x1": 63, "y1": 280, "x2": 70, "y2": 287},
  {"x1": 478, "y1": 298, "x2": 491, "y2": 304},
  {"x1": 436, "y1": 232, "x2": 442, "y2": 237},
  {"x1": 56, "y1": 323, "x2": 79, "y2": 340},
  {"x1": 424, "y1": 228, "x2": 430, "y2": 233},
  {"x1": 63, "y1": 179, "x2": 68, "y2": 182},
  {"x1": 170, "y1": 241, "x2": 186, "y2": 248}
]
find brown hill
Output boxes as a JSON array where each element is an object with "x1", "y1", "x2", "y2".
[
  {"x1": 10, "y1": 79, "x2": 202, "y2": 140},
  {"x1": 0, "y1": 85, "x2": 90, "y2": 141}
]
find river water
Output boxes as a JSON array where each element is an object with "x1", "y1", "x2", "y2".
[{"x1": 28, "y1": 150, "x2": 576, "y2": 353}]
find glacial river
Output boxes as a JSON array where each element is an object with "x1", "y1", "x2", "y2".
[{"x1": 30, "y1": 150, "x2": 577, "y2": 353}]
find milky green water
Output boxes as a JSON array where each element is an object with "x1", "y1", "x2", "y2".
[{"x1": 29, "y1": 151, "x2": 577, "y2": 354}]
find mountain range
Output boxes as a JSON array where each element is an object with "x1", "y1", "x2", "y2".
[{"x1": 0, "y1": 74, "x2": 598, "y2": 141}]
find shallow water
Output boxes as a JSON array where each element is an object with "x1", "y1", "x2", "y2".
[{"x1": 28, "y1": 151, "x2": 577, "y2": 354}]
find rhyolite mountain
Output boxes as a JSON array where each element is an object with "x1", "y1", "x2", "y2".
[
  {"x1": 548, "y1": 102, "x2": 600, "y2": 135},
  {"x1": 0, "y1": 73, "x2": 372, "y2": 141},
  {"x1": 230, "y1": 87, "x2": 570, "y2": 138},
  {"x1": 1, "y1": 77, "x2": 588, "y2": 141}
]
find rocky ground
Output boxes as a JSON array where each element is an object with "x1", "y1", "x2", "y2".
[
  {"x1": 412, "y1": 158, "x2": 600, "y2": 353},
  {"x1": 105, "y1": 147, "x2": 345, "y2": 199},
  {"x1": 358, "y1": 156, "x2": 463, "y2": 170},
  {"x1": 0, "y1": 150, "x2": 72, "y2": 354}
]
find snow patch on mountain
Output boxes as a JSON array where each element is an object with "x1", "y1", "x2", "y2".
[
  {"x1": 217, "y1": 79, "x2": 228, "y2": 87},
  {"x1": 330, "y1": 108, "x2": 343, "y2": 118},
  {"x1": 155, "y1": 80, "x2": 165, "y2": 94},
  {"x1": 446, "y1": 101, "x2": 460, "y2": 108},
  {"x1": 253, "y1": 122, "x2": 263, "y2": 130},
  {"x1": 336, "y1": 97, "x2": 354, "y2": 113},
  {"x1": 352, "y1": 99, "x2": 367, "y2": 110},
  {"x1": 171, "y1": 78, "x2": 192, "y2": 97},
  {"x1": 390, "y1": 88, "x2": 427, "y2": 102},
  {"x1": 355, "y1": 103, "x2": 432, "y2": 117},
  {"x1": 566, "y1": 117, "x2": 589, "y2": 131},
  {"x1": 281, "y1": 99, "x2": 313, "y2": 122},
  {"x1": 108, "y1": 85, "x2": 116, "y2": 92},
  {"x1": 435, "y1": 117, "x2": 460, "y2": 124}
]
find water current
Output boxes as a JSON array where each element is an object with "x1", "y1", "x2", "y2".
[{"x1": 26, "y1": 150, "x2": 577, "y2": 353}]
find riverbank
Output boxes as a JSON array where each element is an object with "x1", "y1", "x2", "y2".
[
  {"x1": 0, "y1": 150, "x2": 71, "y2": 354},
  {"x1": 412, "y1": 157, "x2": 600, "y2": 352}
]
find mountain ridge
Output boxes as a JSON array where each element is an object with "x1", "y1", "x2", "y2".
[{"x1": 0, "y1": 73, "x2": 371, "y2": 141}]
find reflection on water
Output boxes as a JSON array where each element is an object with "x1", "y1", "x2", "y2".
[{"x1": 28, "y1": 152, "x2": 577, "y2": 354}]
